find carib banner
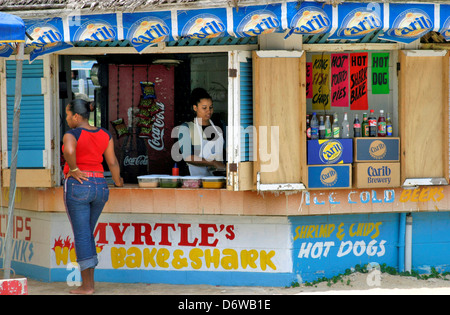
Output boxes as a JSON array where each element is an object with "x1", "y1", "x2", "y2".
[
  {"x1": 328, "y1": 2, "x2": 384, "y2": 41},
  {"x1": 285, "y1": 1, "x2": 333, "y2": 39},
  {"x1": 25, "y1": 17, "x2": 72, "y2": 61},
  {"x1": 123, "y1": 11, "x2": 173, "y2": 53},
  {"x1": 439, "y1": 4, "x2": 450, "y2": 41},
  {"x1": 69, "y1": 13, "x2": 119, "y2": 43},
  {"x1": 232, "y1": 4, "x2": 283, "y2": 38},
  {"x1": 177, "y1": 8, "x2": 229, "y2": 39},
  {"x1": 0, "y1": 43, "x2": 14, "y2": 58},
  {"x1": 380, "y1": 3, "x2": 435, "y2": 44}
]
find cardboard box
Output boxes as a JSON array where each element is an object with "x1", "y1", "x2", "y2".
[
  {"x1": 307, "y1": 139, "x2": 353, "y2": 165},
  {"x1": 353, "y1": 162, "x2": 400, "y2": 188},
  {"x1": 307, "y1": 164, "x2": 352, "y2": 189},
  {"x1": 354, "y1": 138, "x2": 400, "y2": 162}
]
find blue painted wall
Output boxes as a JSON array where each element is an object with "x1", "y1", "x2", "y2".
[
  {"x1": 411, "y1": 212, "x2": 450, "y2": 274},
  {"x1": 2, "y1": 211, "x2": 450, "y2": 286},
  {"x1": 290, "y1": 213, "x2": 400, "y2": 283}
]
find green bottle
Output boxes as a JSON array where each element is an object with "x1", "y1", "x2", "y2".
[{"x1": 361, "y1": 113, "x2": 369, "y2": 137}]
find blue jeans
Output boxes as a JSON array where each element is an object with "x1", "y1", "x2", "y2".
[{"x1": 64, "y1": 177, "x2": 109, "y2": 271}]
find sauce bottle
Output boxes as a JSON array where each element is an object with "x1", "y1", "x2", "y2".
[
  {"x1": 172, "y1": 163, "x2": 179, "y2": 176},
  {"x1": 377, "y1": 110, "x2": 386, "y2": 137}
]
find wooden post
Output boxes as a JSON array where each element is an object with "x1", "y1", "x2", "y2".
[{"x1": 3, "y1": 42, "x2": 24, "y2": 279}]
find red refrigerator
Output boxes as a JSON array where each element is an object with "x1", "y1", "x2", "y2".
[{"x1": 108, "y1": 64, "x2": 175, "y2": 183}]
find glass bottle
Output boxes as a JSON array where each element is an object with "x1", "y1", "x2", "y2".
[
  {"x1": 310, "y1": 112, "x2": 319, "y2": 140},
  {"x1": 386, "y1": 112, "x2": 393, "y2": 137},
  {"x1": 341, "y1": 112, "x2": 350, "y2": 139},
  {"x1": 368, "y1": 109, "x2": 377, "y2": 137},
  {"x1": 353, "y1": 114, "x2": 361, "y2": 138},
  {"x1": 332, "y1": 113, "x2": 340, "y2": 138},
  {"x1": 362, "y1": 113, "x2": 369, "y2": 137},
  {"x1": 377, "y1": 110, "x2": 386, "y2": 137},
  {"x1": 319, "y1": 115, "x2": 325, "y2": 139},
  {"x1": 325, "y1": 115, "x2": 332, "y2": 139}
]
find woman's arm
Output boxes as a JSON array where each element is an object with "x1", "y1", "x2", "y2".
[
  {"x1": 104, "y1": 138, "x2": 123, "y2": 187},
  {"x1": 63, "y1": 133, "x2": 88, "y2": 184}
]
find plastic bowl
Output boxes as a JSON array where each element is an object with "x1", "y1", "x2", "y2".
[
  {"x1": 137, "y1": 175, "x2": 169, "y2": 188},
  {"x1": 159, "y1": 176, "x2": 181, "y2": 188},
  {"x1": 202, "y1": 176, "x2": 226, "y2": 189},
  {"x1": 181, "y1": 176, "x2": 203, "y2": 189}
]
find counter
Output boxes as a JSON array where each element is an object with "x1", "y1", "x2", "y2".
[{"x1": 2, "y1": 185, "x2": 449, "y2": 216}]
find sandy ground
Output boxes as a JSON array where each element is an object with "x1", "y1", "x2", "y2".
[{"x1": 23, "y1": 272, "x2": 450, "y2": 295}]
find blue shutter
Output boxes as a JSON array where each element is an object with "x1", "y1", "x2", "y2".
[
  {"x1": 6, "y1": 60, "x2": 45, "y2": 168},
  {"x1": 240, "y1": 58, "x2": 253, "y2": 162}
]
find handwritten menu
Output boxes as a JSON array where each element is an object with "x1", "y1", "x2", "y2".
[
  {"x1": 372, "y1": 53, "x2": 390, "y2": 94},
  {"x1": 350, "y1": 52, "x2": 368, "y2": 110},
  {"x1": 312, "y1": 54, "x2": 330, "y2": 110},
  {"x1": 331, "y1": 53, "x2": 349, "y2": 107}
]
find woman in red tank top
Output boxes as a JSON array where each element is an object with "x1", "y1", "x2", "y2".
[{"x1": 63, "y1": 98, "x2": 123, "y2": 294}]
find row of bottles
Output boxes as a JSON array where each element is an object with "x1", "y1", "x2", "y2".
[{"x1": 307, "y1": 110, "x2": 393, "y2": 140}]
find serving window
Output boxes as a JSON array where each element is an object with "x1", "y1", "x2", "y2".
[{"x1": 58, "y1": 53, "x2": 229, "y2": 187}]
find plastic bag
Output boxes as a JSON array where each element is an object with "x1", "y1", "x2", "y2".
[
  {"x1": 110, "y1": 118, "x2": 129, "y2": 138},
  {"x1": 140, "y1": 82, "x2": 156, "y2": 100}
]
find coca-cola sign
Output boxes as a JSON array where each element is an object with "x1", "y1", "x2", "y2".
[
  {"x1": 123, "y1": 155, "x2": 149, "y2": 166},
  {"x1": 148, "y1": 102, "x2": 165, "y2": 151}
]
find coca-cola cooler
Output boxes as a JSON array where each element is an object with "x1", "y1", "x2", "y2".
[{"x1": 108, "y1": 64, "x2": 175, "y2": 183}]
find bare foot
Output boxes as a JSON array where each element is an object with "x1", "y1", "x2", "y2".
[{"x1": 70, "y1": 286, "x2": 95, "y2": 295}]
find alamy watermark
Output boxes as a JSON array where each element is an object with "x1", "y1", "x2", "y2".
[{"x1": 171, "y1": 124, "x2": 280, "y2": 173}]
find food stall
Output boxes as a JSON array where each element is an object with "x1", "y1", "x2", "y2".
[{"x1": 1, "y1": 0, "x2": 450, "y2": 287}]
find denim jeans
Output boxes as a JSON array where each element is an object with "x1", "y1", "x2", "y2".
[{"x1": 64, "y1": 177, "x2": 109, "y2": 271}]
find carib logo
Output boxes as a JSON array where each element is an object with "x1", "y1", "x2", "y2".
[
  {"x1": 337, "y1": 8, "x2": 382, "y2": 38},
  {"x1": 182, "y1": 14, "x2": 226, "y2": 39},
  {"x1": 26, "y1": 23, "x2": 63, "y2": 53},
  {"x1": 235, "y1": 10, "x2": 281, "y2": 37},
  {"x1": 369, "y1": 140, "x2": 387, "y2": 160},
  {"x1": 129, "y1": 17, "x2": 170, "y2": 46},
  {"x1": 74, "y1": 19, "x2": 116, "y2": 42},
  {"x1": 320, "y1": 167, "x2": 338, "y2": 187},
  {"x1": 441, "y1": 17, "x2": 450, "y2": 41},
  {"x1": 319, "y1": 140, "x2": 344, "y2": 164},
  {"x1": 387, "y1": 9, "x2": 433, "y2": 39},
  {"x1": 288, "y1": 6, "x2": 331, "y2": 35}
]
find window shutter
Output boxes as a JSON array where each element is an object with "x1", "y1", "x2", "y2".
[{"x1": 5, "y1": 59, "x2": 45, "y2": 168}]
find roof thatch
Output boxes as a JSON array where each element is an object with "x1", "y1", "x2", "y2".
[
  {"x1": 0, "y1": 0, "x2": 198, "y2": 12},
  {"x1": 0, "y1": 0, "x2": 445, "y2": 13}
]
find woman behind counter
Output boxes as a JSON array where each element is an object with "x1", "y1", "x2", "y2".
[
  {"x1": 62, "y1": 98, "x2": 123, "y2": 294},
  {"x1": 178, "y1": 88, "x2": 226, "y2": 176}
]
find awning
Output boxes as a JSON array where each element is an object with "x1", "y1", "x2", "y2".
[
  {"x1": 0, "y1": 11, "x2": 26, "y2": 57},
  {"x1": 9, "y1": 2, "x2": 450, "y2": 59},
  {"x1": 0, "y1": 11, "x2": 25, "y2": 42}
]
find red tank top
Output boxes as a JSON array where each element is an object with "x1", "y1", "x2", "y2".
[{"x1": 62, "y1": 127, "x2": 112, "y2": 176}]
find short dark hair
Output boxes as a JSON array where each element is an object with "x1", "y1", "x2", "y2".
[
  {"x1": 190, "y1": 88, "x2": 212, "y2": 107},
  {"x1": 67, "y1": 99, "x2": 92, "y2": 120}
]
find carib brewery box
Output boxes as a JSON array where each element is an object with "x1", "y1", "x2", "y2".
[
  {"x1": 353, "y1": 163, "x2": 400, "y2": 188},
  {"x1": 307, "y1": 164, "x2": 352, "y2": 190},
  {"x1": 307, "y1": 139, "x2": 353, "y2": 165},
  {"x1": 354, "y1": 138, "x2": 400, "y2": 162}
]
